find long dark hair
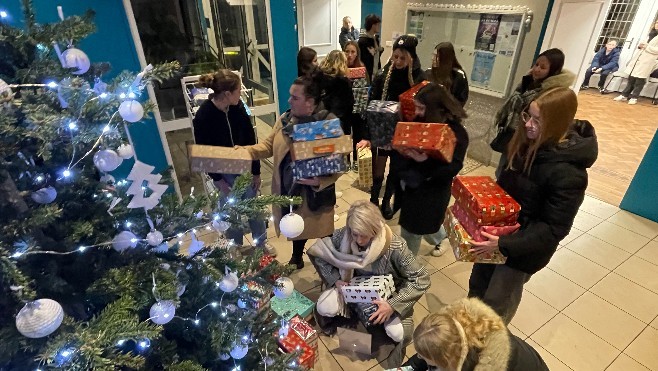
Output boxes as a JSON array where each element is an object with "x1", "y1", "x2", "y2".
[
  {"x1": 429, "y1": 42, "x2": 463, "y2": 91},
  {"x1": 297, "y1": 47, "x2": 317, "y2": 77},
  {"x1": 537, "y1": 48, "x2": 565, "y2": 81},
  {"x1": 415, "y1": 83, "x2": 467, "y2": 123}
]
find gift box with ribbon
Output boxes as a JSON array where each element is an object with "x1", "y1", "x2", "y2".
[
  {"x1": 290, "y1": 315, "x2": 318, "y2": 350},
  {"x1": 451, "y1": 201, "x2": 520, "y2": 242}
]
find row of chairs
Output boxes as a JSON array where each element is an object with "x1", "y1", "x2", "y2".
[{"x1": 601, "y1": 70, "x2": 658, "y2": 105}]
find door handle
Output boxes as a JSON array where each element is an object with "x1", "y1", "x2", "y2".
[{"x1": 624, "y1": 37, "x2": 634, "y2": 48}]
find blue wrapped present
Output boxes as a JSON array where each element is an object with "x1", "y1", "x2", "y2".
[
  {"x1": 367, "y1": 100, "x2": 400, "y2": 148},
  {"x1": 292, "y1": 154, "x2": 348, "y2": 181},
  {"x1": 290, "y1": 118, "x2": 343, "y2": 142},
  {"x1": 271, "y1": 289, "x2": 315, "y2": 320}
]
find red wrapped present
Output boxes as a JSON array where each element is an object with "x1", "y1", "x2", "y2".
[
  {"x1": 392, "y1": 122, "x2": 456, "y2": 162},
  {"x1": 399, "y1": 80, "x2": 430, "y2": 121},
  {"x1": 259, "y1": 254, "x2": 275, "y2": 269},
  {"x1": 290, "y1": 315, "x2": 318, "y2": 350},
  {"x1": 451, "y1": 176, "x2": 521, "y2": 224},
  {"x1": 278, "y1": 330, "x2": 316, "y2": 369},
  {"x1": 347, "y1": 67, "x2": 367, "y2": 79},
  {"x1": 444, "y1": 207, "x2": 507, "y2": 264},
  {"x1": 451, "y1": 202, "x2": 520, "y2": 242},
  {"x1": 246, "y1": 281, "x2": 272, "y2": 312}
]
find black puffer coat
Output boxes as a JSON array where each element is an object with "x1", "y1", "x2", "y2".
[{"x1": 498, "y1": 120, "x2": 598, "y2": 274}]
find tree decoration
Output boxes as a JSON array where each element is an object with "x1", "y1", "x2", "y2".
[
  {"x1": 99, "y1": 174, "x2": 115, "y2": 185},
  {"x1": 15, "y1": 299, "x2": 64, "y2": 338},
  {"x1": 280, "y1": 212, "x2": 304, "y2": 239},
  {"x1": 125, "y1": 161, "x2": 168, "y2": 210},
  {"x1": 93, "y1": 149, "x2": 123, "y2": 172},
  {"x1": 273, "y1": 277, "x2": 294, "y2": 299},
  {"x1": 31, "y1": 186, "x2": 57, "y2": 204},
  {"x1": 118, "y1": 100, "x2": 144, "y2": 123},
  {"x1": 146, "y1": 230, "x2": 164, "y2": 246},
  {"x1": 218, "y1": 267, "x2": 239, "y2": 293},
  {"x1": 229, "y1": 343, "x2": 249, "y2": 360},
  {"x1": 149, "y1": 300, "x2": 176, "y2": 325},
  {"x1": 60, "y1": 47, "x2": 91, "y2": 75},
  {"x1": 185, "y1": 232, "x2": 205, "y2": 256},
  {"x1": 112, "y1": 231, "x2": 138, "y2": 252},
  {"x1": 116, "y1": 143, "x2": 134, "y2": 159},
  {"x1": 211, "y1": 219, "x2": 231, "y2": 232}
]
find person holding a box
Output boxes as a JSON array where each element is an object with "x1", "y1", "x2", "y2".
[
  {"x1": 394, "y1": 83, "x2": 469, "y2": 257},
  {"x1": 307, "y1": 200, "x2": 430, "y2": 368},
  {"x1": 192, "y1": 70, "x2": 275, "y2": 256},
  {"x1": 240, "y1": 75, "x2": 342, "y2": 269},
  {"x1": 344, "y1": 40, "x2": 372, "y2": 171},
  {"x1": 468, "y1": 87, "x2": 598, "y2": 324}
]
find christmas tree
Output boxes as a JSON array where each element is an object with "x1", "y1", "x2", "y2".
[{"x1": 0, "y1": 2, "x2": 305, "y2": 370}]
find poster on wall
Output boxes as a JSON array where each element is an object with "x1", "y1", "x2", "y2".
[
  {"x1": 471, "y1": 51, "x2": 496, "y2": 87},
  {"x1": 474, "y1": 14, "x2": 502, "y2": 52},
  {"x1": 496, "y1": 15, "x2": 522, "y2": 56},
  {"x1": 407, "y1": 11, "x2": 425, "y2": 40}
]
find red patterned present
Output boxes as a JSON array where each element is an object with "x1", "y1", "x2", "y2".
[
  {"x1": 290, "y1": 315, "x2": 318, "y2": 350},
  {"x1": 347, "y1": 67, "x2": 367, "y2": 79},
  {"x1": 451, "y1": 176, "x2": 521, "y2": 224},
  {"x1": 278, "y1": 330, "x2": 316, "y2": 369},
  {"x1": 259, "y1": 255, "x2": 275, "y2": 269},
  {"x1": 392, "y1": 122, "x2": 456, "y2": 162},
  {"x1": 399, "y1": 80, "x2": 430, "y2": 121},
  {"x1": 451, "y1": 202, "x2": 520, "y2": 242},
  {"x1": 444, "y1": 207, "x2": 507, "y2": 264}
]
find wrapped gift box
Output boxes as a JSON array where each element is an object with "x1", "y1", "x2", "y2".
[
  {"x1": 353, "y1": 87, "x2": 369, "y2": 115},
  {"x1": 444, "y1": 207, "x2": 507, "y2": 264},
  {"x1": 352, "y1": 77, "x2": 369, "y2": 89},
  {"x1": 292, "y1": 153, "x2": 348, "y2": 181},
  {"x1": 452, "y1": 201, "x2": 520, "y2": 242},
  {"x1": 392, "y1": 122, "x2": 457, "y2": 162},
  {"x1": 271, "y1": 289, "x2": 315, "y2": 320},
  {"x1": 246, "y1": 281, "x2": 272, "y2": 312},
  {"x1": 291, "y1": 135, "x2": 353, "y2": 161},
  {"x1": 367, "y1": 100, "x2": 400, "y2": 148},
  {"x1": 188, "y1": 144, "x2": 252, "y2": 174},
  {"x1": 349, "y1": 274, "x2": 395, "y2": 293},
  {"x1": 451, "y1": 176, "x2": 521, "y2": 224},
  {"x1": 278, "y1": 331, "x2": 316, "y2": 369},
  {"x1": 290, "y1": 118, "x2": 343, "y2": 142},
  {"x1": 357, "y1": 147, "x2": 373, "y2": 188},
  {"x1": 290, "y1": 315, "x2": 319, "y2": 351},
  {"x1": 347, "y1": 67, "x2": 367, "y2": 79},
  {"x1": 399, "y1": 80, "x2": 430, "y2": 121},
  {"x1": 342, "y1": 274, "x2": 395, "y2": 303},
  {"x1": 349, "y1": 302, "x2": 379, "y2": 328}
]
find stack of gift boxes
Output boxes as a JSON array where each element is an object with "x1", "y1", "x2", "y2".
[
  {"x1": 288, "y1": 118, "x2": 351, "y2": 181},
  {"x1": 444, "y1": 176, "x2": 521, "y2": 264},
  {"x1": 276, "y1": 314, "x2": 318, "y2": 369},
  {"x1": 341, "y1": 274, "x2": 396, "y2": 328},
  {"x1": 348, "y1": 67, "x2": 369, "y2": 118}
]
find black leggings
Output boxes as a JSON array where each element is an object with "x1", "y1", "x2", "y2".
[{"x1": 292, "y1": 239, "x2": 307, "y2": 260}]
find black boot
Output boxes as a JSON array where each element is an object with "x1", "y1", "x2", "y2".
[
  {"x1": 380, "y1": 176, "x2": 397, "y2": 220},
  {"x1": 289, "y1": 240, "x2": 306, "y2": 270},
  {"x1": 370, "y1": 178, "x2": 383, "y2": 206}
]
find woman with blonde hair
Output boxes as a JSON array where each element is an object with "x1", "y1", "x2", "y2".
[
  {"x1": 404, "y1": 298, "x2": 548, "y2": 370},
  {"x1": 308, "y1": 200, "x2": 430, "y2": 368},
  {"x1": 468, "y1": 87, "x2": 598, "y2": 324}
]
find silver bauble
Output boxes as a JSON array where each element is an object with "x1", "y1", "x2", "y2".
[
  {"x1": 62, "y1": 48, "x2": 90, "y2": 75},
  {"x1": 273, "y1": 277, "x2": 295, "y2": 299},
  {"x1": 116, "y1": 144, "x2": 134, "y2": 159},
  {"x1": 112, "y1": 231, "x2": 138, "y2": 252},
  {"x1": 93, "y1": 150, "x2": 123, "y2": 172},
  {"x1": 118, "y1": 100, "x2": 144, "y2": 123},
  {"x1": 230, "y1": 343, "x2": 249, "y2": 360},
  {"x1": 149, "y1": 300, "x2": 176, "y2": 325},
  {"x1": 146, "y1": 230, "x2": 164, "y2": 246},
  {"x1": 279, "y1": 212, "x2": 304, "y2": 238},
  {"x1": 31, "y1": 186, "x2": 57, "y2": 204},
  {"x1": 15, "y1": 299, "x2": 64, "y2": 338}
]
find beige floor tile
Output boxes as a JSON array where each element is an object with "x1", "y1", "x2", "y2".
[
  {"x1": 559, "y1": 226, "x2": 585, "y2": 246},
  {"x1": 614, "y1": 256, "x2": 658, "y2": 294},
  {"x1": 508, "y1": 323, "x2": 526, "y2": 339},
  {"x1": 288, "y1": 261, "x2": 322, "y2": 294},
  {"x1": 579, "y1": 196, "x2": 621, "y2": 220},
  {"x1": 563, "y1": 292, "x2": 645, "y2": 350},
  {"x1": 415, "y1": 256, "x2": 438, "y2": 276},
  {"x1": 531, "y1": 314, "x2": 619, "y2": 371},
  {"x1": 419, "y1": 271, "x2": 467, "y2": 313},
  {"x1": 340, "y1": 187, "x2": 369, "y2": 205},
  {"x1": 315, "y1": 337, "x2": 344, "y2": 371},
  {"x1": 564, "y1": 234, "x2": 632, "y2": 270},
  {"x1": 424, "y1": 239, "x2": 458, "y2": 270},
  {"x1": 606, "y1": 353, "x2": 651, "y2": 371},
  {"x1": 587, "y1": 221, "x2": 650, "y2": 254},
  {"x1": 525, "y1": 268, "x2": 586, "y2": 310},
  {"x1": 547, "y1": 249, "x2": 609, "y2": 289},
  {"x1": 510, "y1": 291, "x2": 559, "y2": 337},
  {"x1": 323, "y1": 330, "x2": 380, "y2": 370},
  {"x1": 607, "y1": 210, "x2": 658, "y2": 239},
  {"x1": 525, "y1": 338, "x2": 574, "y2": 371},
  {"x1": 624, "y1": 326, "x2": 658, "y2": 370},
  {"x1": 335, "y1": 198, "x2": 351, "y2": 216},
  {"x1": 636, "y1": 240, "x2": 658, "y2": 266},
  {"x1": 651, "y1": 316, "x2": 658, "y2": 330},
  {"x1": 572, "y1": 210, "x2": 604, "y2": 232},
  {"x1": 590, "y1": 273, "x2": 658, "y2": 323},
  {"x1": 439, "y1": 262, "x2": 474, "y2": 291}
]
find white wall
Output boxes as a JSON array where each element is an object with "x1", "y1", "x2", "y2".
[{"x1": 337, "y1": 0, "x2": 362, "y2": 48}]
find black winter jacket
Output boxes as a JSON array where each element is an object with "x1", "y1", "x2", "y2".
[
  {"x1": 498, "y1": 120, "x2": 598, "y2": 274},
  {"x1": 192, "y1": 99, "x2": 260, "y2": 181},
  {"x1": 358, "y1": 32, "x2": 383, "y2": 78},
  {"x1": 425, "y1": 67, "x2": 470, "y2": 106},
  {"x1": 339, "y1": 26, "x2": 360, "y2": 49},
  {"x1": 320, "y1": 74, "x2": 354, "y2": 120}
]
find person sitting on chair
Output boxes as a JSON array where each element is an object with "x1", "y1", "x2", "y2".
[{"x1": 580, "y1": 39, "x2": 619, "y2": 93}]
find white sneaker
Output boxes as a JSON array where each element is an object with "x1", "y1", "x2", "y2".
[
  {"x1": 431, "y1": 243, "x2": 449, "y2": 257},
  {"x1": 262, "y1": 242, "x2": 277, "y2": 257},
  {"x1": 628, "y1": 98, "x2": 638, "y2": 105},
  {"x1": 336, "y1": 191, "x2": 343, "y2": 198},
  {"x1": 613, "y1": 95, "x2": 627, "y2": 102}
]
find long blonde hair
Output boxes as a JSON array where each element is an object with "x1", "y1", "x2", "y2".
[
  {"x1": 320, "y1": 50, "x2": 349, "y2": 77},
  {"x1": 506, "y1": 87, "x2": 578, "y2": 174},
  {"x1": 413, "y1": 300, "x2": 505, "y2": 370}
]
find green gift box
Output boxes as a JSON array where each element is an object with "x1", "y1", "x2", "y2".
[{"x1": 271, "y1": 289, "x2": 315, "y2": 320}]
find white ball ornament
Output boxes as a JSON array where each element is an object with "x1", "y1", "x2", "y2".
[
  {"x1": 237, "y1": 298, "x2": 248, "y2": 309},
  {"x1": 118, "y1": 100, "x2": 144, "y2": 123},
  {"x1": 218, "y1": 269, "x2": 239, "y2": 293},
  {"x1": 93, "y1": 149, "x2": 123, "y2": 172},
  {"x1": 219, "y1": 353, "x2": 231, "y2": 361},
  {"x1": 212, "y1": 220, "x2": 231, "y2": 232},
  {"x1": 149, "y1": 300, "x2": 176, "y2": 325},
  {"x1": 273, "y1": 277, "x2": 295, "y2": 299},
  {"x1": 146, "y1": 230, "x2": 164, "y2": 246},
  {"x1": 100, "y1": 174, "x2": 115, "y2": 184},
  {"x1": 279, "y1": 213, "x2": 304, "y2": 239},
  {"x1": 15, "y1": 299, "x2": 64, "y2": 338},
  {"x1": 62, "y1": 48, "x2": 90, "y2": 75},
  {"x1": 230, "y1": 343, "x2": 249, "y2": 360},
  {"x1": 116, "y1": 144, "x2": 134, "y2": 159},
  {"x1": 176, "y1": 283, "x2": 186, "y2": 297},
  {"x1": 112, "y1": 231, "x2": 138, "y2": 252},
  {"x1": 31, "y1": 186, "x2": 57, "y2": 204}
]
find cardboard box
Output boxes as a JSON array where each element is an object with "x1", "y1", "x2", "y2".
[
  {"x1": 290, "y1": 135, "x2": 353, "y2": 161},
  {"x1": 337, "y1": 327, "x2": 372, "y2": 355},
  {"x1": 290, "y1": 118, "x2": 343, "y2": 142},
  {"x1": 399, "y1": 80, "x2": 430, "y2": 121},
  {"x1": 291, "y1": 153, "x2": 348, "y2": 181},
  {"x1": 452, "y1": 201, "x2": 520, "y2": 242},
  {"x1": 392, "y1": 122, "x2": 457, "y2": 162},
  {"x1": 451, "y1": 176, "x2": 521, "y2": 224},
  {"x1": 188, "y1": 144, "x2": 252, "y2": 174},
  {"x1": 444, "y1": 207, "x2": 507, "y2": 264},
  {"x1": 357, "y1": 147, "x2": 373, "y2": 188},
  {"x1": 366, "y1": 100, "x2": 400, "y2": 148}
]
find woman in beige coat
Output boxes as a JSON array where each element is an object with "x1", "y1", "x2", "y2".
[
  {"x1": 241, "y1": 75, "x2": 342, "y2": 269},
  {"x1": 613, "y1": 35, "x2": 658, "y2": 104}
]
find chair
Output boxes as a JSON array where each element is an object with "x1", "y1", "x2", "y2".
[
  {"x1": 647, "y1": 76, "x2": 658, "y2": 105},
  {"x1": 602, "y1": 71, "x2": 628, "y2": 94}
]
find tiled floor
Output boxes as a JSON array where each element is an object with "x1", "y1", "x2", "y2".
[{"x1": 238, "y1": 164, "x2": 658, "y2": 371}]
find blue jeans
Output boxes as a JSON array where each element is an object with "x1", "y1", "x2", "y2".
[
  {"x1": 220, "y1": 175, "x2": 267, "y2": 247},
  {"x1": 400, "y1": 225, "x2": 447, "y2": 255}
]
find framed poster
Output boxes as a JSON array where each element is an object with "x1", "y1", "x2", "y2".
[{"x1": 475, "y1": 14, "x2": 502, "y2": 52}]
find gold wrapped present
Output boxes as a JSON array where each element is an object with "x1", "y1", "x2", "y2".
[
  {"x1": 357, "y1": 147, "x2": 373, "y2": 188},
  {"x1": 290, "y1": 135, "x2": 353, "y2": 161},
  {"x1": 188, "y1": 144, "x2": 252, "y2": 174},
  {"x1": 443, "y1": 206, "x2": 507, "y2": 264}
]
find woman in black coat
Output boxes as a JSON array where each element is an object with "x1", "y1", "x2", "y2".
[
  {"x1": 468, "y1": 87, "x2": 598, "y2": 324},
  {"x1": 395, "y1": 83, "x2": 468, "y2": 257},
  {"x1": 426, "y1": 41, "x2": 469, "y2": 106}
]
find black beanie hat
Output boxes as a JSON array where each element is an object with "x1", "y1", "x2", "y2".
[{"x1": 393, "y1": 35, "x2": 419, "y2": 63}]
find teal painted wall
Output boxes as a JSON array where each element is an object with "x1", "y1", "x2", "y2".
[
  {"x1": 361, "y1": 0, "x2": 383, "y2": 24},
  {"x1": 270, "y1": 0, "x2": 299, "y2": 115},
  {"x1": 4, "y1": 0, "x2": 168, "y2": 174},
  {"x1": 620, "y1": 130, "x2": 658, "y2": 223}
]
